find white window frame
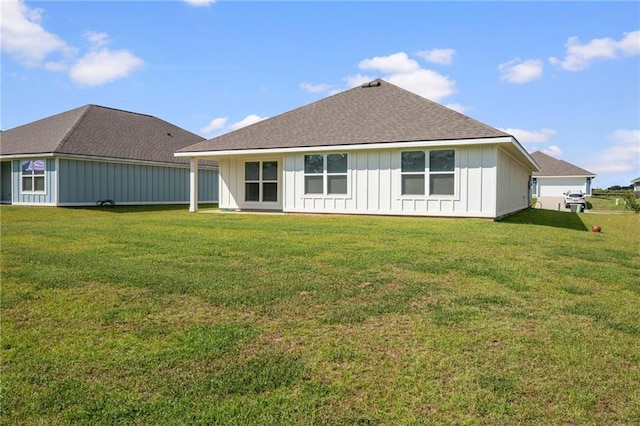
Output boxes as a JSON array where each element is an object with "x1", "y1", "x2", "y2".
[
  {"x1": 399, "y1": 149, "x2": 457, "y2": 198},
  {"x1": 401, "y1": 151, "x2": 426, "y2": 196},
  {"x1": 244, "y1": 160, "x2": 279, "y2": 203},
  {"x1": 303, "y1": 153, "x2": 350, "y2": 197},
  {"x1": 428, "y1": 149, "x2": 455, "y2": 196},
  {"x1": 20, "y1": 159, "x2": 46, "y2": 194}
]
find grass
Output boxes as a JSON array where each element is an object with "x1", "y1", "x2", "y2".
[
  {"x1": 588, "y1": 194, "x2": 634, "y2": 211},
  {"x1": 1, "y1": 205, "x2": 639, "y2": 424}
]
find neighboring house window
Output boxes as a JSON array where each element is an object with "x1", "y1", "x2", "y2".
[
  {"x1": 21, "y1": 160, "x2": 45, "y2": 193},
  {"x1": 304, "y1": 153, "x2": 348, "y2": 195},
  {"x1": 400, "y1": 150, "x2": 455, "y2": 196},
  {"x1": 401, "y1": 151, "x2": 426, "y2": 195},
  {"x1": 245, "y1": 161, "x2": 278, "y2": 202},
  {"x1": 532, "y1": 178, "x2": 538, "y2": 195},
  {"x1": 429, "y1": 150, "x2": 454, "y2": 195}
]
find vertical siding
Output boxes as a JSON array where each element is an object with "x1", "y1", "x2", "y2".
[
  {"x1": 57, "y1": 158, "x2": 217, "y2": 205},
  {"x1": 218, "y1": 156, "x2": 283, "y2": 210},
  {"x1": 281, "y1": 146, "x2": 500, "y2": 217},
  {"x1": 496, "y1": 148, "x2": 530, "y2": 217},
  {"x1": 218, "y1": 157, "x2": 238, "y2": 209}
]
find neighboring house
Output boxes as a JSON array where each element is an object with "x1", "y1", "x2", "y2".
[
  {"x1": 177, "y1": 79, "x2": 537, "y2": 219},
  {"x1": 530, "y1": 151, "x2": 596, "y2": 197},
  {"x1": 632, "y1": 177, "x2": 640, "y2": 197},
  {"x1": 0, "y1": 105, "x2": 218, "y2": 206}
]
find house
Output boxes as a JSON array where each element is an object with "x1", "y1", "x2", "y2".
[
  {"x1": 530, "y1": 151, "x2": 596, "y2": 197},
  {"x1": 0, "y1": 105, "x2": 218, "y2": 206},
  {"x1": 632, "y1": 177, "x2": 640, "y2": 197},
  {"x1": 176, "y1": 79, "x2": 537, "y2": 219}
]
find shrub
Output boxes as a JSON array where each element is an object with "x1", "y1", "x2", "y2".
[{"x1": 625, "y1": 194, "x2": 640, "y2": 213}]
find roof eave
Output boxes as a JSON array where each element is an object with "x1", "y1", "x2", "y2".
[{"x1": 176, "y1": 136, "x2": 516, "y2": 157}]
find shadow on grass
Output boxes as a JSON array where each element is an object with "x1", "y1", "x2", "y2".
[
  {"x1": 69, "y1": 204, "x2": 218, "y2": 214},
  {"x1": 501, "y1": 208, "x2": 588, "y2": 231}
]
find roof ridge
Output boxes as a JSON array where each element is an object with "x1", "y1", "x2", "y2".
[
  {"x1": 86, "y1": 104, "x2": 155, "y2": 119},
  {"x1": 54, "y1": 105, "x2": 93, "y2": 153}
]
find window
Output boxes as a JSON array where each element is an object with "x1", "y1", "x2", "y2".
[
  {"x1": 429, "y1": 150, "x2": 454, "y2": 195},
  {"x1": 304, "y1": 153, "x2": 348, "y2": 195},
  {"x1": 245, "y1": 161, "x2": 278, "y2": 202},
  {"x1": 400, "y1": 150, "x2": 455, "y2": 196},
  {"x1": 401, "y1": 151, "x2": 425, "y2": 195},
  {"x1": 21, "y1": 160, "x2": 45, "y2": 193}
]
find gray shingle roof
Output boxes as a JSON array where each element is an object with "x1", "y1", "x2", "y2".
[
  {"x1": 179, "y1": 79, "x2": 511, "y2": 153},
  {"x1": 1, "y1": 105, "x2": 213, "y2": 166},
  {"x1": 531, "y1": 151, "x2": 595, "y2": 177}
]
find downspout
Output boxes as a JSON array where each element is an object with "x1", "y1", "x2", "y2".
[{"x1": 189, "y1": 158, "x2": 199, "y2": 212}]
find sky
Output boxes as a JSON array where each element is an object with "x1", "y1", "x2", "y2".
[{"x1": 1, "y1": 0, "x2": 639, "y2": 189}]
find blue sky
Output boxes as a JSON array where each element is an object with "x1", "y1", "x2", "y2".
[{"x1": 2, "y1": 0, "x2": 639, "y2": 188}]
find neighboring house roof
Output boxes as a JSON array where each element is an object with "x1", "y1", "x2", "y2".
[
  {"x1": 632, "y1": 177, "x2": 640, "y2": 184},
  {"x1": 179, "y1": 79, "x2": 513, "y2": 153},
  {"x1": 1, "y1": 105, "x2": 215, "y2": 166},
  {"x1": 530, "y1": 151, "x2": 595, "y2": 177}
]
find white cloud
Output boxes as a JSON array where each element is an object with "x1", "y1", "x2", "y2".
[
  {"x1": 303, "y1": 51, "x2": 457, "y2": 102},
  {"x1": 229, "y1": 114, "x2": 267, "y2": 131},
  {"x1": 541, "y1": 145, "x2": 563, "y2": 159},
  {"x1": 584, "y1": 130, "x2": 640, "y2": 174},
  {"x1": 416, "y1": 48, "x2": 456, "y2": 65},
  {"x1": 498, "y1": 58, "x2": 543, "y2": 83},
  {"x1": 343, "y1": 73, "x2": 375, "y2": 88},
  {"x1": 1, "y1": 1, "x2": 143, "y2": 86},
  {"x1": 183, "y1": 0, "x2": 216, "y2": 6},
  {"x1": 200, "y1": 117, "x2": 228, "y2": 135},
  {"x1": 358, "y1": 52, "x2": 421, "y2": 74},
  {"x1": 201, "y1": 114, "x2": 267, "y2": 136},
  {"x1": 499, "y1": 128, "x2": 556, "y2": 144},
  {"x1": 444, "y1": 103, "x2": 470, "y2": 114},
  {"x1": 386, "y1": 69, "x2": 456, "y2": 102},
  {"x1": 0, "y1": 0, "x2": 76, "y2": 67},
  {"x1": 68, "y1": 49, "x2": 143, "y2": 86},
  {"x1": 300, "y1": 82, "x2": 334, "y2": 94},
  {"x1": 550, "y1": 30, "x2": 640, "y2": 71},
  {"x1": 85, "y1": 31, "x2": 110, "y2": 48},
  {"x1": 354, "y1": 52, "x2": 456, "y2": 101},
  {"x1": 68, "y1": 32, "x2": 144, "y2": 86}
]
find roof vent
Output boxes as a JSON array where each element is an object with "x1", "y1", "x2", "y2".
[{"x1": 361, "y1": 79, "x2": 382, "y2": 88}]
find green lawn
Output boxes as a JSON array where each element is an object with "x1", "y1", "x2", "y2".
[
  {"x1": 1, "y1": 206, "x2": 639, "y2": 425},
  {"x1": 588, "y1": 194, "x2": 634, "y2": 211}
]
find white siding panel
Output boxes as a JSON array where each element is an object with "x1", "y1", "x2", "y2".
[
  {"x1": 496, "y1": 148, "x2": 531, "y2": 217},
  {"x1": 481, "y1": 148, "x2": 497, "y2": 217},
  {"x1": 277, "y1": 147, "x2": 505, "y2": 218},
  {"x1": 356, "y1": 152, "x2": 368, "y2": 210},
  {"x1": 365, "y1": 153, "x2": 378, "y2": 211},
  {"x1": 465, "y1": 147, "x2": 483, "y2": 213}
]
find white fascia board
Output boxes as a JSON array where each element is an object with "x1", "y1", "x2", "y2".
[
  {"x1": 175, "y1": 136, "x2": 516, "y2": 158},
  {"x1": 0, "y1": 153, "x2": 56, "y2": 160},
  {"x1": 535, "y1": 174, "x2": 596, "y2": 178},
  {"x1": 508, "y1": 137, "x2": 539, "y2": 171}
]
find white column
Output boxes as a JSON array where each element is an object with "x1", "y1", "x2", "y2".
[{"x1": 189, "y1": 158, "x2": 199, "y2": 212}]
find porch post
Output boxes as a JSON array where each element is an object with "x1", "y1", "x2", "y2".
[{"x1": 189, "y1": 158, "x2": 199, "y2": 212}]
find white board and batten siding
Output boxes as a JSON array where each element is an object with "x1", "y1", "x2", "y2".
[
  {"x1": 217, "y1": 145, "x2": 532, "y2": 218},
  {"x1": 496, "y1": 147, "x2": 532, "y2": 217},
  {"x1": 217, "y1": 156, "x2": 283, "y2": 211}
]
